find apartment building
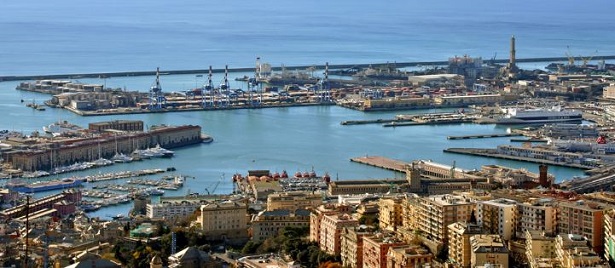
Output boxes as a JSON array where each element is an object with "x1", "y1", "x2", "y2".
[
  {"x1": 417, "y1": 194, "x2": 475, "y2": 243},
  {"x1": 448, "y1": 222, "x2": 483, "y2": 268},
  {"x1": 197, "y1": 200, "x2": 248, "y2": 241},
  {"x1": 557, "y1": 200, "x2": 611, "y2": 254},
  {"x1": 341, "y1": 225, "x2": 377, "y2": 268},
  {"x1": 525, "y1": 230, "x2": 557, "y2": 268},
  {"x1": 386, "y1": 245, "x2": 432, "y2": 268},
  {"x1": 250, "y1": 209, "x2": 310, "y2": 242},
  {"x1": 470, "y1": 235, "x2": 509, "y2": 268},
  {"x1": 319, "y1": 213, "x2": 359, "y2": 255},
  {"x1": 379, "y1": 197, "x2": 404, "y2": 231},
  {"x1": 476, "y1": 198, "x2": 517, "y2": 240},
  {"x1": 266, "y1": 191, "x2": 322, "y2": 211},
  {"x1": 517, "y1": 198, "x2": 556, "y2": 237},
  {"x1": 363, "y1": 234, "x2": 407, "y2": 268}
]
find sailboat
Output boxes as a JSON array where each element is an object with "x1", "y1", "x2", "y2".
[
  {"x1": 92, "y1": 141, "x2": 113, "y2": 167},
  {"x1": 111, "y1": 135, "x2": 133, "y2": 163}
]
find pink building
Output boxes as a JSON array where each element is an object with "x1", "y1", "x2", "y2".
[{"x1": 319, "y1": 213, "x2": 358, "y2": 255}]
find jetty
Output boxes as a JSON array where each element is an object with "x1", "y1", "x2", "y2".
[
  {"x1": 443, "y1": 147, "x2": 592, "y2": 169},
  {"x1": 447, "y1": 133, "x2": 522, "y2": 140},
  {"x1": 350, "y1": 156, "x2": 409, "y2": 173},
  {"x1": 3, "y1": 55, "x2": 615, "y2": 81}
]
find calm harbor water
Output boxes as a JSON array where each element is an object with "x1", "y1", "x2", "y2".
[
  {"x1": 0, "y1": 78, "x2": 587, "y2": 218},
  {"x1": 1, "y1": 0, "x2": 611, "y2": 218}
]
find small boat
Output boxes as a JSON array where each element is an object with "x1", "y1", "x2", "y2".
[{"x1": 111, "y1": 153, "x2": 133, "y2": 163}]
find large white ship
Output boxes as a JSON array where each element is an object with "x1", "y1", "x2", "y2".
[{"x1": 496, "y1": 107, "x2": 582, "y2": 125}]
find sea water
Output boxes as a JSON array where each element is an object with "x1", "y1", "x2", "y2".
[{"x1": 1, "y1": 0, "x2": 609, "y2": 218}]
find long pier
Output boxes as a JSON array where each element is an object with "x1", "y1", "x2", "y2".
[
  {"x1": 447, "y1": 133, "x2": 522, "y2": 140},
  {"x1": 443, "y1": 147, "x2": 592, "y2": 169},
  {"x1": 350, "y1": 156, "x2": 409, "y2": 173},
  {"x1": 2, "y1": 55, "x2": 615, "y2": 82}
]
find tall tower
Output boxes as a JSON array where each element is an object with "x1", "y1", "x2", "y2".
[{"x1": 509, "y1": 35, "x2": 516, "y2": 67}]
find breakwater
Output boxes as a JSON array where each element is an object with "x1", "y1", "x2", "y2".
[{"x1": 2, "y1": 55, "x2": 615, "y2": 82}]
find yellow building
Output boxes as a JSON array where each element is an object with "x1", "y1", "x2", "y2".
[
  {"x1": 250, "y1": 209, "x2": 310, "y2": 242},
  {"x1": 470, "y1": 235, "x2": 509, "y2": 268},
  {"x1": 417, "y1": 194, "x2": 475, "y2": 243},
  {"x1": 363, "y1": 97, "x2": 431, "y2": 111},
  {"x1": 320, "y1": 213, "x2": 359, "y2": 255},
  {"x1": 266, "y1": 191, "x2": 322, "y2": 211},
  {"x1": 476, "y1": 198, "x2": 517, "y2": 241},
  {"x1": 341, "y1": 225, "x2": 377, "y2": 268},
  {"x1": 602, "y1": 84, "x2": 615, "y2": 99},
  {"x1": 525, "y1": 230, "x2": 557, "y2": 268},
  {"x1": 386, "y1": 245, "x2": 432, "y2": 268},
  {"x1": 197, "y1": 201, "x2": 248, "y2": 241},
  {"x1": 556, "y1": 234, "x2": 607, "y2": 268},
  {"x1": 448, "y1": 222, "x2": 483, "y2": 268},
  {"x1": 379, "y1": 197, "x2": 404, "y2": 231},
  {"x1": 605, "y1": 209, "x2": 615, "y2": 265},
  {"x1": 557, "y1": 200, "x2": 611, "y2": 254}
]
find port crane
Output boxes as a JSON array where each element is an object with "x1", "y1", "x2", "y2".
[
  {"x1": 565, "y1": 46, "x2": 575, "y2": 67},
  {"x1": 204, "y1": 174, "x2": 223, "y2": 195}
]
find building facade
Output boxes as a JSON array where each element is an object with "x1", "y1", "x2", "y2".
[
  {"x1": 448, "y1": 222, "x2": 483, "y2": 268},
  {"x1": 266, "y1": 191, "x2": 322, "y2": 211},
  {"x1": 417, "y1": 194, "x2": 475, "y2": 243},
  {"x1": 197, "y1": 201, "x2": 248, "y2": 241},
  {"x1": 319, "y1": 213, "x2": 359, "y2": 255},
  {"x1": 470, "y1": 235, "x2": 509, "y2": 268},
  {"x1": 250, "y1": 209, "x2": 310, "y2": 242},
  {"x1": 476, "y1": 198, "x2": 517, "y2": 240}
]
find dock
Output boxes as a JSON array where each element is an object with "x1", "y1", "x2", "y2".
[
  {"x1": 510, "y1": 138, "x2": 549, "y2": 143},
  {"x1": 447, "y1": 133, "x2": 522, "y2": 140},
  {"x1": 443, "y1": 147, "x2": 592, "y2": 170},
  {"x1": 341, "y1": 119, "x2": 399, "y2": 125},
  {"x1": 350, "y1": 156, "x2": 409, "y2": 173}
]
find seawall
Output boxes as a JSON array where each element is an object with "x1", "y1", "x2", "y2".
[{"x1": 2, "y1": 55, "x2": 615, "y2": 82}]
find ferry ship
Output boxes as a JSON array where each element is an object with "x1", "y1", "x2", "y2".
[
  {"x1": 496, "y1": 107, "x2": 582, "y2": 125},
  {"x1": 43, "y1": 120, "x2": 82, "y2": 136},
  {"x1": 6, "y1": 178, "x2": 84, "y2": 193}
]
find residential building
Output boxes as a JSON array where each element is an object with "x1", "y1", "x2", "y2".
[
  {"x1": 363, "y1": 234, "x2": 407, "y2": 268},
  {"x1": 341, "y1": 225, "x2": 377, "y2": 268},
  {"x1": 525, "y1": 230, "x2": 557, "y2": 268},
  {"x1": 386, "y1": 244, "x2": 432, "y2": 268},
  {"x1": 250, "y1": 209, "x2": 310, "y2": 242},
  {"x1": 470, "y1": 235, "x2": 509, "y2": 268},
  {"x1": 476, "y1": 198, "x2": 517, "y2": 240},
  {"x1": 197, "y1": 200, "x2": 248, "y2": 241},
  {"x1": 309, "y1": 204, "x2": 351, "y2": 243},
  {"x1": 379, "y1": 197, "x2": 404, "y2": 231},
  {"x1": 448, "y1": 222, "x2": 483, "y2": 268},
  {"x1": 146, "y1": 199, "x2": 205, "y2": 220},
  {"x1": 320, "y1": 213, "x2": 359, "y2": 255},
  {"x1": 266, "y1": 191, "x2": 322, "y2": 211},
  {"x1": 605, "y1": 209, "x2": 615, "y2": 265},
  {"x1": 417, "y1": 194, "x2": 475, "y2": 243},
  {"x1": 517, "y1": 198, "x2": 556, "y2": 237},
  {"x1": 557, "y1": 200, "x2": 611, "y2": 254},
  {"x1": 555, "y1": 234, "x2": 607, "y2": 268}
]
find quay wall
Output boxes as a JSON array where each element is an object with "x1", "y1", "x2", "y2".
[
  {"x1": 2, "y1": 55, "x2": 615, "y2": 81},
  {"x1": 2, "y1": 125, "x2": 202, "y2": 171}
]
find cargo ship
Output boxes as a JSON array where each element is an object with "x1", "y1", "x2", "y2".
[{"x1": 6, "y1": 178, "x2": 85, "y2": 193}]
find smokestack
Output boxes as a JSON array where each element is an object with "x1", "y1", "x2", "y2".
[{"x1": 539, "y1": 164, "x2": 549, "y2": 187}]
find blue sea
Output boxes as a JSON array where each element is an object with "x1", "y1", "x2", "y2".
[{"x1": 1, "y1": 0, "x2": 612, "y2": 218}]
